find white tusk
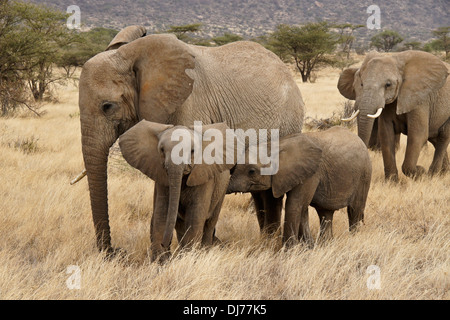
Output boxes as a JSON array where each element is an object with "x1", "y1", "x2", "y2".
[
  {"x1": 70, "y1": 169, "x2": 87, "y2": 185},
  {"x1": 341, "y1": 109, "x2": 360, "y2": 122},
  {"x1": 367, "y1": 108, "x2": 383, "y2": 119}
]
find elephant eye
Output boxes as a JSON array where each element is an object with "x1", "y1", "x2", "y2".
[
  {"x1": 102, "y1": 102, "x2": 116, "y2": 114},
  {"x1": 385, "y1": 82, "x2": 391, "y2": 88},
  {"x1": 248, "y1": 168, "x2": 256, "y2": 176}
]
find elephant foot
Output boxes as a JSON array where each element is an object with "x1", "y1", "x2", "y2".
[
  {"x1": 151, "y1": 246, "x2": 172, "y2": 264},
  {"x1": 428, "y1": 162, "x2": 448, "y2": 177},
  {"x1": 298, "y1": 235, "x2": 315, "y2": 249},
  {"x1": 384, "y1": 171, "x2": 399, "y2": 182},
  {"x1": 402, "y1": 165, "x2": 426, "y2": 180},
  {"x1": 428, "y1": 167, "x2": 443, "y2": 177},
  {"x1": 212, "y1": 235, "x2": 222, "y2": 245},
  {"x1": 101, "y1": 247, "x2": 127, "y2": 261}
]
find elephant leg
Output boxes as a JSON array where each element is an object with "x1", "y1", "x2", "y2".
[
  {"x1": 181, "y1": 213, "x2": 207, "y2": 249},
  {"x1": 348, "y1": 179, "x2": 369, "y2": 232},
  {"x1": 316, "y1": 208, "x2": 334, "y2": 242},
  {"x1": 297, "y1": 206, "x2": 313, "y2": 248},
  {"x1": 261, "y1": 189, "x2": 283, "y2": 236},
  {"x1": 150, "y1": 183, "x2": 171, "y2": 263},
  {"x1": 202, "y1": 197, "x2": 226, "y2": 247},
  {"x1": 283, "y1": 193, "x2": 302, "y2": 248},
  {"x1": 378, "y1": 115, "x2": 399, "y2": 181},
  {"x1": 175, "y1": 216, "x2": 186, "y2": 245},
  {"x1": 368, "y1": 118, "x2": 381, "y2": 151},
  {"x1": 443, "y1": 152, "x2": 450, "y2": 172},
  {"x1": 428, "y1": 120, "x2": 450, "y2": 176},
  {"x1": 394, "y1": 132, "x2": 401, "y2": 151},
  {"x1": 181, "y1": 185, "x2": 214, "y2": 249},
  {"x1": 251, "y1": 191, "x2": 265, "y2": 230},
  {"x1": 285, "y1": 180, "x2": 317, "y2": 248},
  {"x1": 347, "y1": 203, "x2": 365, "y2": 232},
  {"x1": 401, "y1": 111, "x2": 429, "y2": 179}
]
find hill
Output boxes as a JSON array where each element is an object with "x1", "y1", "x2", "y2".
[{"x1": 31, "y1": 0, "x2": 449, "y2": 43}]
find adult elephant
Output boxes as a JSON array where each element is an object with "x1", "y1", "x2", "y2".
[
  {"x1": 73, "y1": 26, "x2": 305, "y2": 254},
  {"x1": 338, "y1": 50, "x2": 450, "y2": 181}
]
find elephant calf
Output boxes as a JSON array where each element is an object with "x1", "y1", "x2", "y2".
[
  {"x1": 227, "y1": 126, "x2": 372, "y2": 247},
  {"x1": 119, "y1": 120, "x2": 234, "y2": 262}
]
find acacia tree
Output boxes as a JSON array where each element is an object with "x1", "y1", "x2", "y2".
[
  {"x1": 0, "y1": 0, "x2": 79, "y2": 114},
  {"x1": 20, "y1": 3, "x2": 79, "y2": 101},
  {"x1": 334, "y1": 23, "x2": 365, "y2": 58},
  {"x1": 212, "y1": 33, "x2": 243, "y2": 46},
  {"x1": 57, "y1": 27, "x2": 118, "y2": 78},
  {"x1": 370, "y1": 29, "x2": 404, "y2": 52},
  {"x1": 270, "y1": 22, "x2": 338, "y2": 82},
  {"x1": 0, "y1": 0, "x2": 43, "y2": 114},
  {"x1": 431, "y1": 26, "x2": 450, "y2": 59},
  {"x1": 165, "y1": 23, "x2": 202, "y2": 42}
]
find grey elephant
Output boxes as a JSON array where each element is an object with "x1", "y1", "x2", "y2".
[
  {"x1": 339, "y1": 50, "x2": 450, "y2": 181},
  {"x1": 72, "y1": 26, "x2": 304, "y2": 254},
  {"x1": 227, "y1": 127, "x2": 372, "y2": 247},
  {"x1": 119, "y1": 120, "x2": 234, "y2": 262}
]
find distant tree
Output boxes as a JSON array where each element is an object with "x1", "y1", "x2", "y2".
[
  {"x1": 334, "y1": 23, "x2": 365, "y2": 58},
  {"x1": 269, "y1": 22, "x2": 338, "y2": 82},
  {"x1": 400, "y1": 41, "x2": 423, "y2": 51},
  {"x1": 212, "y1": 33, "x2": 243, "y2": 46},
  {"x1": 0, "y1": 0, "x2": 80, "y2": 114},
  {"x1": 431, "y1": 26, "x2": 450, "y2": 59},
  {"x1": 57, "y1": 27, "x2": 118, "y2": 78},
  {"x1": 370, "y1": 29, "x2": 404, "y2": 52},
  {"x1": 165, "y1": 23, "x2": 202, "y2": 42},
  {"x1": 4, "y1": 1, "x2": 82, "y2": 102}
]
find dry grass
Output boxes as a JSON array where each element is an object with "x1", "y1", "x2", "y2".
[{"x1": 0, "y1": 67, "x2": 448, "y2": 300}]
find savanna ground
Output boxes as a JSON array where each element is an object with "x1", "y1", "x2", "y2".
[{"x1": 0, "y1": 64, "x2": 448, "y2": 300}]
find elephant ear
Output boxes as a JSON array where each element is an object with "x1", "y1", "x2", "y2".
[
  {"x1": 119, "y1": 120, "x2": 173, "y2": 185},
  {"x1": 395, "y1": 50, "x2": 449, "y2": 115},
  {"x1": 337, "y1": 68, "x2": 358, "y2": 100},
  {"x1": 106, "y1": 26, "x2": 147, "y2": 50},
  {"x1": 272, "y1": 134, "x2": 323, "y2": 198},
  {"x1": 187, "y1": 123, "x2": 236, "y2": 187},
  {"x1": 119, "y1": 34, "x2": 196, "y2": 123}
]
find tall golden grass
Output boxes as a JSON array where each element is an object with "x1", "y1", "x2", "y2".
[{"x1": 0, "y1": 67, "x2": 448, "y2": 300}]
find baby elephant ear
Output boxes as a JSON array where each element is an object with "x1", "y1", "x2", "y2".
[
  {"x1": 119, "y1": 120, "x2": 173, "y2": 185},
  {"x1": 186, "y1": 122, "x2": 235, "y2": 187},
  {"x1": 271, "y1": 134, "x2": 323, "y2": 198},
  {"x1": 106, "y1": 25, "x2": 147, "y2": 50}
]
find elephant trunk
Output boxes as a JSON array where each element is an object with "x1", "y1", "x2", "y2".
[
  {"x1": 357, "y1": 92, "x2": 385, "y2": 147},
  {"x1": 80, "y1": 115, "x2": 117, "y2": 252},
  {"x1": 162, "y1": 163, "x2": 184, "y2": 249}
]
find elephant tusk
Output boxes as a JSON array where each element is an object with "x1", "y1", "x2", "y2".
[
  {"x1": 70, "y1": 169, "x2": 87, "y2": 185},
  {"x1": 367, "y1": 108, "x2": 383, "y2": 119},
  {"x1": 341, "y1": 109, "x2": 360, "y2": 122}
]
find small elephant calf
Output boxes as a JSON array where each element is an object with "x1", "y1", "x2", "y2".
[
  {"x1": 227, "y1": 126, "x2": 372, "y2": 247},
  {"x1": 119, "y1": 120, "x2": 234, "y2": 262}
]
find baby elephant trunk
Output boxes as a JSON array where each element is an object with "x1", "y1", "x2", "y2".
[{"x1": 162, "y1": 163, "x2": 184, "y2": 249}]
